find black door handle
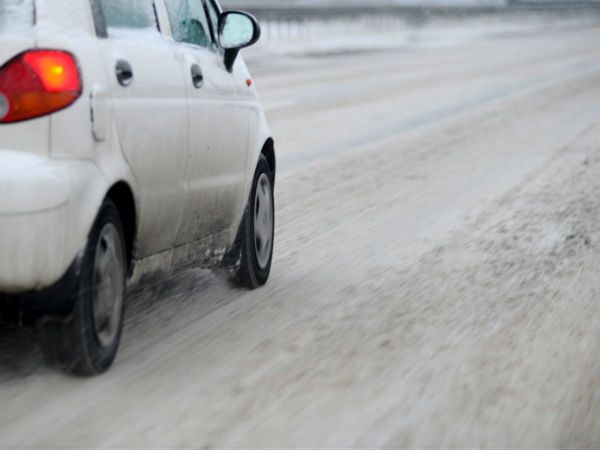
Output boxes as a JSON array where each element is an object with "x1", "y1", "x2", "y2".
[
  {"x1": 191, "y1": 64, "x2": 204, "y2": 89},
  {"x1": 115, "y1": 60, "x2": 133, "y2": 87}
]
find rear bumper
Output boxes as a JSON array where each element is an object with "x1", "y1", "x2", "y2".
[
  {"x1": 0, "y1": 204, "x2": 71, "y2": 293},
  {"x1": 0, "y1": 150, "x2": 106, "y2": 294},
  {"x1": 0, "y1": 254, "x2": 82, "y2": 318}
]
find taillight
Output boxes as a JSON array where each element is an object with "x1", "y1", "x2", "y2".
[{"x1": 0, "y1": 50, "x2": 82, "y2": 124}]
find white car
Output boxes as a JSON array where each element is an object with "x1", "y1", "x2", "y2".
[{"x1": 0, "y1": 0, "x2": 275, "y2": 375}]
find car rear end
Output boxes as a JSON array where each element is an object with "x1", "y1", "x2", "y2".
[{"x1": 0, "y1": 0, "x2": 112, "y2": 300}]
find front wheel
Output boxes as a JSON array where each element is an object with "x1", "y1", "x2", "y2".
[
  {"x1": 225, "y1": 154, "x2": 275, "y2": 289},
  {"x1": 39, "y1": 199, "x2": 127, "y2": 376}
]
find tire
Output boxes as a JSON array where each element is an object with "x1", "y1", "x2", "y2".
[
  {"x1": 225, "y1": 154, "x2": 275, "y2": 289},
  {"x1": 39, "y1": 199, "x2": 127, "y2": 376}
]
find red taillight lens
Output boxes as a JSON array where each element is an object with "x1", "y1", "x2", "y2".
[{"x1": 0, "y1": 50, "x2": 82, "y2": 124}]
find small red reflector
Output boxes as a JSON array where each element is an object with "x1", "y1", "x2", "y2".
[
  {"x1": 246, "y1": 79, "x2": 253, "y2": 87},
  {"x1": 0, "y1": 50, "x2": 82, "y2": 124}
]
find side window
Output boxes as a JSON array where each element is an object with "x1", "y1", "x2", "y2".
[
  {"x1": 98, "y1": 0, "x2": 158, "y2": 30},
  {"x1": 164, "y1": 0, "x2": 211, "y2": 48}
]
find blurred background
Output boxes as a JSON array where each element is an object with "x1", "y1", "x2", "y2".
[
  {"x1": 2, "y1": 0, "x2": 600, "y2": 448},
  {"x1": 224, "y1": 0, "x2": 600, "y2": 62}
]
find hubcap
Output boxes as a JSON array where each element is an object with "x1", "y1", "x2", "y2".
[
  {"x1": 254, "y1": 173, "x2": 274, "y2": 270},
  {"x1": 92, "y1": 223, "x2": 125, "y2": 349}
]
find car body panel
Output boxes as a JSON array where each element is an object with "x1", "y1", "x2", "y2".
[
  {"x1": 95, "y1": 28, "x2": 190, "y2": 258},
  {"x1": 173, "y1": 46, "x2": 250, "y2": 246},
  {"x1": 0, "y1": 153, "x2": 109, "y2": 292}
]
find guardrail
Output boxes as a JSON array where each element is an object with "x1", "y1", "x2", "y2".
[{"x1": 237, "y1": 4, "x2": 600, "y2": 43}]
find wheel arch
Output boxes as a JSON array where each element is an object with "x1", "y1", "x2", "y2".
[
  {"x1": 105, "y1": 181, "x2": 137, "y2": 272},
  {"x1": 261, "y1": 137, "x2": 276, "y2": 181}
]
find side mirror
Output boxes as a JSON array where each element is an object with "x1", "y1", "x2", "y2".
[{"x1": 218, "y1": 11, "x2": 261, "y2": 73}]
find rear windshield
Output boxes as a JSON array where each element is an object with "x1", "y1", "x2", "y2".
[{"x1": 0, "y1": 0, "x2": 34, "y2": 34}]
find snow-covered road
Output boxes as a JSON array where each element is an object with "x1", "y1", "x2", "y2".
[{"x1": 2, "y1": 22, "x2": 600, "y2": 448}]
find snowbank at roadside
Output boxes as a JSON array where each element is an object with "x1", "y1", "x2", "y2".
[{"x1": 244, "y1": 12, "x2": 600, "y2": 60}]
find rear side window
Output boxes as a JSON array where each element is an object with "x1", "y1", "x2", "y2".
[
  {"x1": 0, "y1": 0, "x2": 34, "y2": 34},
  {"x1": 98, "y1": 0, "x2": 157, "y2": 30}
]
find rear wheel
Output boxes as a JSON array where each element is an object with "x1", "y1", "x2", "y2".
[
  {"x1": 39, "y1": 199, "x2": 127, "y2": 376},
  {"x1": 225, "y1": 154, "x2": 275, "y2": 289}
]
